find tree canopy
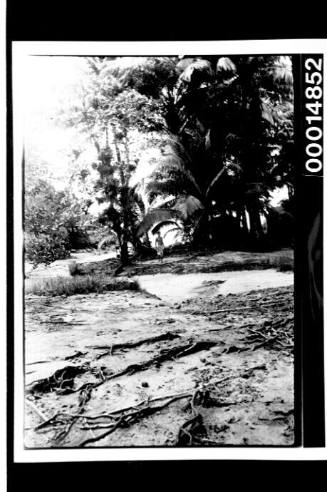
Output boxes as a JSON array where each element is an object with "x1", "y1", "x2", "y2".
[{"x1": 49, "y1": 54, "x2": 294, "y2": 262}]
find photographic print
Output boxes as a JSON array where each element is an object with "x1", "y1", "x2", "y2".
[{"x1": 10, "y1": 41, "x2": 324, "y2": 458}]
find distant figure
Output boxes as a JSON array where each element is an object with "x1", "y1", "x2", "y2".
[{"x1": 155, "y1": 231, "x2": 164, "y2": 262}]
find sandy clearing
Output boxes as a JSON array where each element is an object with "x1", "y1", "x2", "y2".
[{"x1": 137, "y1": 269, "x2": 293, "y2": 303}]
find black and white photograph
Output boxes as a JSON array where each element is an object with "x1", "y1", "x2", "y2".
[
  {"x1": 10, "y1": 40, "x2": 326, "y2": 461},
  {"x1": 17, "y1": 48, "x2": 298, "y2": 450}
]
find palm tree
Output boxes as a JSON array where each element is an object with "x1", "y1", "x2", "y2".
[{"x1": 137, "y1": 55, "x2": 294, "y2": 246}]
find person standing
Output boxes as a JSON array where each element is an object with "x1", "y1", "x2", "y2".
[{"x1": 155, "y1": 231, "x2": 164, "y2": 262}]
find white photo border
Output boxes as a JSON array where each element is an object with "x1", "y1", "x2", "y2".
[{"x1": 11, "y1": 39, "x2": 327, "y2": 462}]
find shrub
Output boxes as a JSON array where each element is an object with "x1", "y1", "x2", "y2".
[
  {"x1": 25, "y1": 179, "x2": 93, "y2": 266},
  {"x1": 271, "y1": 255, "x2": 294, "y2": 272},
  {"x1": 68, "y1": 261, "x2": 78, "y2": 276},
  {"x1": 25, "y1": 231, "x2": 70, "y2": 267}
]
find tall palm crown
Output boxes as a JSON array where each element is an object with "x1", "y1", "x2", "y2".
[{"x1": 137, "y1": 55, "x2": 294, "y2": 242}]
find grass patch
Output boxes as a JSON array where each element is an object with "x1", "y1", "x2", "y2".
[
  {"x1": 68, "y1": 261, "x2": 79, "y2": 276},
  {"x1": 26, "y1": 274, "x2": 140, "y2": 297},
  {"x1": 260, "y1": 255, "x2": 294, "y2": 272}
]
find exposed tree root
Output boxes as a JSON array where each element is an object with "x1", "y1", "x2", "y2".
[
  {"x1": 76, "y1": 340, "x2": 217, "y2": 397},
  {"x1": 92, "y1": 332, "x2": 181, "y2": 359},
  {"x1": 34, "y1": 363, "x2": 268, "y2": 445},
  {"x1": 34, "y1": 391, "x2": 193, "y2": 433},
  {"x1": 176, "y1": 413, "x2": 207, "y2": 446},
  {"x1": 26, "y1": 364, "x2": 89, "y2": 394},
  {"x1": 27, "y1": 339, "x2": 216, "y2": 403},
  {"x1": 208, "y1": 322, "x2": 256, "y2": 332},
  {"x1": 79, "y1": 394, "x2": 194, "y2": 447},
  {"x1": 54, "y1": 416, "x2": 80, "y2": 444},
  {"x1": 188, "y1": 301, "x2": 289, "y2": 316},
  {"x1": 65, "y1": 351, "x2": 88, "y2": 360}
]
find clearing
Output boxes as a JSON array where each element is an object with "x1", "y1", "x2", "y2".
[{"x1": 24, "y1": 249, "x2": 294, "y2": 447}]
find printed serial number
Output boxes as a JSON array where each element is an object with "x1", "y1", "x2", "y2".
[{"x1": 304, "y1": 57, "x2": 323, "y2": 173}]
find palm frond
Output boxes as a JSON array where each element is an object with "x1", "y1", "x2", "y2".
[
  {"x1": 216, "y1": 57, "x2": 237, "y2": 74},
  {"x1": 205, "y1": 166, "x2": 227, "y2": 198},
  {"x1": 175, "y1": 58, "x2": 197, "y2": 74},
  {"x1": 154, "y1": 136, "x2": 202, "y2": 197},
  {"x1": 162, "y1": 225, "x2": 183, "y2": 239},
  {"x1": 152, "y1": 221, "x2": 182, "y2": 234},
  {"x1": 172, "y1": 195, "x2": 204, "y2": 220},
  {"x1": 261, "y1": 101, "x2": 275, "y2": 125},
  {"x1": 136, "y1": 208, "x2": 181, "y2": 237},
  {"x1": 180, "y1": 59, "x2": 214, "y2": 84},
  {"x1": 205, "y1": 129, "x2": 211, "y2": 150},
  {"x1": 271, "y1": 56, "x2": 293, "y2": 85}
]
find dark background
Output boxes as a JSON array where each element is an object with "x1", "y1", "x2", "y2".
[
  {"x1": 6, "y1": 2, "x2": 326, "y2": 489},
  {"x1": 6, "y1": 0, "x2": 327, "y2": 42}
]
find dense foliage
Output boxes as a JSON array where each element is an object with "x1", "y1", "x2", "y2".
[
  {"x1": 25, "y1": 179, "x2": 91, "y2": 266},
  {"x1": 136, "y1": 55, "x2": 294, "y2": 248},
  {"x1": 32, "y1": 55, "x2": 294, "y2": 265}
]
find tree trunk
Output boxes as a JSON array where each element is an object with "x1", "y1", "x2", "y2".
[
  {"x1": 240, "y1": 206, "x2": 248, "y2": 235},
  {"x1": 120, "y1": 240, "x2": 129, "y2": 266},
  {"x1": 248, "y1": 206, "x2": 263, "y2": 240},
  {"x1": 143, "y1": 232, "x2": 151, "y2": 248}
]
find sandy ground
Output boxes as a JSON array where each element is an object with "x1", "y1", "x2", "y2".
[
  {"x1": 25, "y1": 251, "x2": 116, "y2": 279},
  {"x1": 24, "y1": 250, "x2": 294, "y2": 448},
  {"x1": 137, "y1": 269, "x2": 293, "y2": 303}
]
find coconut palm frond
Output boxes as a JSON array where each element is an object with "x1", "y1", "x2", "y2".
[
  {"x1": 167, "y1": 135, "x2": 195, "y2": 169},
  {"x1": 216, "y1": 57, "x2": 237, "y2": 74},
  {"x1": 273, "y1": 101, "x2": 294, "y2": 124},
  {"x1": 261, "y1": 101, "x2": 275, "y2": 125},
  {"x1": 272, "y1": 56, "x2": 293, "y2": 85},
  {"x1": 180, "y1": 59, "x2": 214, "y2": 84},
  {"x1": 152, "y1": 221, "x2": 182, "y2": 235},
  {"x1": 227, "y1": 161, "x2": 242, "y2": 173},
  {"x1": 145, "y1": 178, "x2": 186, "y2": 200},
  {"x1": 205, "y1": 129, "x2": 211, "y2": 150},
  {"x1": 175, "y1": 58, "x2": 197, "y2": 74},
  {"x1": 136, "y1": 208, "x2": 181, "y2": 237},
  {"x1": 172, "y1": 195, "x2": 204, "y2": 220},
  {"x1": 157, "y1": 138, "x2": 202, "y2": 197},
  {"x1": 162, "y1": 225, "x2": 183, "y2": 239},
  {"x1": 146, "y1": 162, "x2": 200, "y2": 200},
  {"x1": 205, "y1": 165, "x2": 228, "y2": 198},
  {"x1": 97, "y1": 231, "x2": 118, "y2": 249}
]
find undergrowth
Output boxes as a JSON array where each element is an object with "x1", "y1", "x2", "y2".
[{"x1": 26, "y1": 274, "x2": 140, "y2": 296}]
